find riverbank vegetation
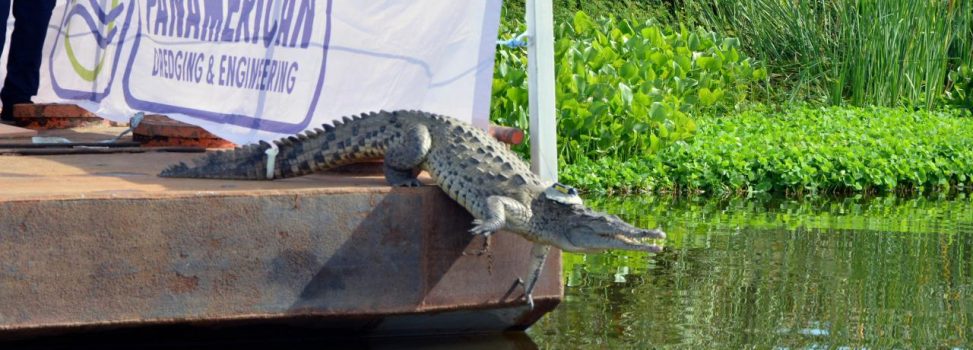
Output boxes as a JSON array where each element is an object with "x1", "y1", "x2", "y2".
[
  {"x1": 493, "y1": 12, "x2": 767, "y2": 162},
  {"x1": 500, "y1": 0, "x2": 674, "y2": 24},
  {"x1": 685, "y1": 0, "x2": 973, "y2": 109},
  {"x1": 492, "y1": 1, "x2": 973, "y2": 195},
  {"x1": 561, "y1": 106, "x2": 973, "y2": 195}
]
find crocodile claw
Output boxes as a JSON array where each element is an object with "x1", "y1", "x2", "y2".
[
  {"x1": 516, "y1": 277, "x2": 535, "y2": 310},
  {"x1": 469, "y1": 219, "x2": 499, "y2": 236}
]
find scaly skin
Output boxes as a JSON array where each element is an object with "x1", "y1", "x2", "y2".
[{"x1": 160, "y1": 110, "x2": 666, "y2": 307}]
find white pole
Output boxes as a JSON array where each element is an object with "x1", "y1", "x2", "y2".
[{"x1": 526, "y1": 0, "x2": 558, "y2": 182}]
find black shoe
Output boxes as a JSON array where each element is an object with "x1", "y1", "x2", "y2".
[
  {"x1": 0, "y1": 107, "x2": 13, "y2": 122},
  {"x1": 1, "y1": 100, "x2": 32, "y2": 121}
]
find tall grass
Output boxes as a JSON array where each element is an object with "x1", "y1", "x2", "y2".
[{"x1": 685, "y1": 0, "x2": 973, "y2": 108}]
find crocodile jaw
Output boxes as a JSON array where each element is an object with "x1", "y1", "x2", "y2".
[
  {"x1": 561, "y1": 217, "x2": 666, "y2": 253},
  {"x1": 529, "y1": 193, "x2": 666, "y2": 253}
]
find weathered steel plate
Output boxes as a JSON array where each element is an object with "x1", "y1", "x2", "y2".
[
  {"x1": 0, "y1": 152, "x2": 561, "y2": 340},
  {"x1": 0, "y1": 123, "x2": 37, "y2": 139}
]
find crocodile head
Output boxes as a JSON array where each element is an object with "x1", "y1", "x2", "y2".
[{"x1": 529, "y1": 184, "x2": 666, "y2": 253}]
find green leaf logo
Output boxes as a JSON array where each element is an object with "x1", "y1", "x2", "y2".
[{"x1": 63, "y1": 0, "x2": 123, "y2": 82}]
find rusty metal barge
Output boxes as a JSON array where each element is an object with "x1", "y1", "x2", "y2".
[{"x1": 0, "y1": 112, "x2": 560, "y2": 340}]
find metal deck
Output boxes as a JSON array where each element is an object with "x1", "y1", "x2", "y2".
[{"x1": 0, "y1": 127, "x2": 561, "y2": 340}]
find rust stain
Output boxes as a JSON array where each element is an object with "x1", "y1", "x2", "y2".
[
  {"x1": 168, "y1": 273, "x2": 199, "y2": 294},
  {"x1": 206, "y1": 238, "x2": 223, "y2": 249}
]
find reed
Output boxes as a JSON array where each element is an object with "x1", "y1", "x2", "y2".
[{"x1": 686, "y1": 0, "x2": 973, "y2": 108}]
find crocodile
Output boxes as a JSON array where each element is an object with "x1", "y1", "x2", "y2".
[{"x1": 160, "y1": 110, "x2": 665, "y2": 306}]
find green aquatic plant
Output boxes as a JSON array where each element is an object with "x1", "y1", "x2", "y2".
[
  {"x1": 500, "y1": 0, "x2": 677, "y2": 24},
  {"x1": 946, "y1": 65, "x2": 973, "y2": 112},
  {"x1": 560, "y1": 106, "x2": 973, "y2": 195},
  {"x1": 492, "y1": 11, "x2": 767, "y2": 162}
]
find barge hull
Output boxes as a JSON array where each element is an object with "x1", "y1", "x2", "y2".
[{"x1": 0, "y1": 153, "x2": 561, "y2": 339}]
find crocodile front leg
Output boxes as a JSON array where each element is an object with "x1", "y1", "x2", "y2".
[
  {"x1": 469, "y1": 196, "x2": 530, "y2": 236},
  {"x1": 468, "y1": 196, "x2": 544, "y2": 308},
  {"x1": 383, "y1": 124, "x2": 431, "y2": 187}
]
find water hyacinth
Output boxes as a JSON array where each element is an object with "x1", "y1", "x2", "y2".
[
  {"x1": 492, "y1": 12, "x2": 767, "y2": 163},
  {"x1": 561, "y1": 106, "x2": 973, "y2": 195}
]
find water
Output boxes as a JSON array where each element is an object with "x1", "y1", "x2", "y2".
[
  {"x1": 528, "y1": 194, "x2": 973, "y2": 349},
  {"x1": 10, "y1": 195, "x2": 971, "y2": 348}
]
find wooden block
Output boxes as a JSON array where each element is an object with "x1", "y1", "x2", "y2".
[{"x1": 0, "y1": 123, "x2": 38, "y2": 139}]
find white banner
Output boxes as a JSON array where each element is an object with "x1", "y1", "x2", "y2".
[{"x1": 24, "y1": 0, "x2": 501, "y2": 145}]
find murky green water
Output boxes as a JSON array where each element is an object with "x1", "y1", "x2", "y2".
[{"x1": 528, "y1": 194, "x2": 973, "y2": 349}]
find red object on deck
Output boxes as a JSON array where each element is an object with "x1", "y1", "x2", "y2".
[
  {"x1": 133, "y1": 114, "x2": 236, "y2": 149},
  {"x1": 11, "y1": 103, "x2": 115, "y2": 129},
  {"x1": 488, "y1": 125, "x2": 525, "y2": 145}
]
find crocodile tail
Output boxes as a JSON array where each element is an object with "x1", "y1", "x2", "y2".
[
  {"x1": 159, "y1": 111, "x2": 401, "y2": 179},
  {"x1": 159, "y1": 142, "x2": 274, "y2": 179}
]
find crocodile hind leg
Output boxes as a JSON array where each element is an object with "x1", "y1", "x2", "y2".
[
  {"x1": 383, "y1": 124, "x2": 431, "y2": 187},
  {"x1": 517, "y1": 243, "x2": 551, "y2": 310}
]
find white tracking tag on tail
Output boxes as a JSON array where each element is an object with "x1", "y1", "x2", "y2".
[{"x1": 265, "y1": 143, "x2": 279, "y2": 180}]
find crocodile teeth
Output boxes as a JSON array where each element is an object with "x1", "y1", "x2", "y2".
[{"x1": 611, "y1": 234, "x2": 661, "y2": 246}]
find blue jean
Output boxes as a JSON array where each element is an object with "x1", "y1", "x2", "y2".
[{"x1": 0, "y1": 0, "x2": 56, "y2": 120}]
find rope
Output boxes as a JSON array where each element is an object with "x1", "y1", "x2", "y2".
[
  {"x1": 497, "y1": 32, "x2": 529, "y2": 49},
  {"x1": 100, "y1": 112, "x2": 144, "y2": 143}
]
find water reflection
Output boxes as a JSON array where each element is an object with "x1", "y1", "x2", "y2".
[{"x1": 530, "y1": 194, "x2": 973, "y2": 348}]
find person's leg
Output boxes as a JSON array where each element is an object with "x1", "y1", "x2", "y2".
[
  {"x1": 0, "y1": 0, "x2": 12, "y2": 122},
  {"x1": 0, "y1": 0, "x2": 55, "y2": 121},
  {"x1": 0, "y1": 0, "x2": 11, "y2": 54}
]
